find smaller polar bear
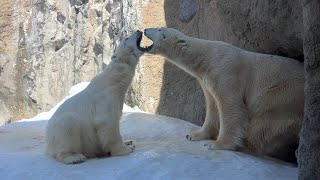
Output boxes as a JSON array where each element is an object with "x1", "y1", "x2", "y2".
[
  {"x1": 46, "y1": 31, "x2": 145, "y2": 164},
  {"x1": 143, "y1": 28, "x2": 304, "y2": 163}
]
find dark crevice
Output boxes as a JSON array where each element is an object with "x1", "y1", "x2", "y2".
[
  {"x1": 54, "y1": 39, "x2": 68, "y2": 51},
  {"x1": 93, "y1": 43, "x2": 103, "y2": 56},
  {"x1": 105, "y1": 2, "x2": 112, "y2": 13},
  {"x1": 57, "y1": 12, "x2": 66, "y2": 24},
  {"x1": 0, "y1": 65, "x2": 3, "y2": 77},
  {"x1": 68, "y1": 0, "x2": 88, "y2": 7}
]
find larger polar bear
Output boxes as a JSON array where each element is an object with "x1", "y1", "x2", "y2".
[
  {"x1": 143, "y1": 27, "x2": 304, "y2": 162},
  {"x1": 46, "y1": 31, "x2": 145, "y2": 164}
]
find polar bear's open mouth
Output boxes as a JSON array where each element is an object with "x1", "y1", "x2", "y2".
[{"x1": 137, "y1": 32, "x2": 153, "y2": 52}]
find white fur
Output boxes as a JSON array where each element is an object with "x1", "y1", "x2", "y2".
[
  {"x1": 144, "y1": 28, "x2": 304, "y2": 161},
  {"x1": 45, "y1": 31, "x2": 144, "y2": 164}
]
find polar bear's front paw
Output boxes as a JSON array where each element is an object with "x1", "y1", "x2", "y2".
[
  {"x1": 204, "y1": 140, "x2": 236, "y2": 151},
  {"x1": 111, "y1": 144, "x2": 135, "y2": 156},
  {"x1": 124, "y1": 140, "x2": 134, "y2": 146},
  {"x1": 186, "y1": 129, "x2": 211, "y2": 141},
  {"x1": 57, "y1": 152, "x2": 87, "y2": 164}
]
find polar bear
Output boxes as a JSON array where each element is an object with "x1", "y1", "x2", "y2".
[
  {"x1": 143, "y1": 27, "x2": 304, "y2": 162},
  {"x1": 45, "y1": 31, "x2": 145, "y2": 164}
]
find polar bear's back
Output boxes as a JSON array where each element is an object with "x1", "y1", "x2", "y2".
[
  {"x1": 241, "y1": 51, "x2": 304, "y2": 96},
  {"x1": 51, "y1": 89, "x2": 95, "y2": 122}
]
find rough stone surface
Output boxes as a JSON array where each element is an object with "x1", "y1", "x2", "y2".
[
  {"x1": 0, "y1": 0, "x2": 142, "y2": 125},
  {"x1": 0, "y1": 0, "x2": 34, "y2": 124},
  {"x1": 155, "y1": 0, "x2": 304, "y2": 125},
  {"x1": 127, "y1": 0, "x2": 166, "y2": 113},
  {"x1": 0, "y1": 0, "x2": 306, "y2": 126},
  {"x1": 179, "y1": 0, "x2": 199, "y2": 23},
  {"x1": 297, "y1": 0, "x2": 320, "y2": 179}
]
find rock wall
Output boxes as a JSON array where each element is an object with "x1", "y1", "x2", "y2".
[
  {"x1": 0, "y1": 0, "x2": 35, "y2": 124},
  {"x1": 0, "y1": 0, "x2": 144, "y2": 125},
  {"x1": 156, "y1": 0, "x2": 304, "y2": 125},
  {"x1": 0, "y1": 0, "x2": 305, "y2": 126},
  {"x1": 126, "y1": 0, "x2": 167, "y2": 113}
]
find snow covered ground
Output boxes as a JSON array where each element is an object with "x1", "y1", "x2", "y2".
[{"x1": 0, "y1": 83, "x2": 298, "y2": 180}]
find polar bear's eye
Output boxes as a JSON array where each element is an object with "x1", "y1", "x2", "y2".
[
  {"x1": 125, "y1": 38, "x2": 128, "y2": 41},
  {"x1": 177, "y1": 39, "x2": 186, "y2": 44},
  {"x1": 158, "y1": 29, "x2": 161, "y2": 31}
]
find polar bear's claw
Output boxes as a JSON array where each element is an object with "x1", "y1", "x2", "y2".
[
  {"x1": 205, "y1": 141, "x2": 237, "y2": 151},
  {"x1": 186, "y1": 129, "x2": 212, "y2": 141},
  {"x1": 124, "y1": 140, "x2": 134, "y2": 146},
  {"x1": 186, "y1": 134, "x2": 190, "y2": 140},
  {"x1": 111, "y1": 145, "x2": 135, "y2": 156}
]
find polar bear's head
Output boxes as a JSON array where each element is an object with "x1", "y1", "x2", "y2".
[
  {"x1": 112, "y1": 31, "x2": 145, "y2": 64},
  {"x1": 142, "y1": 28, "x2": 188, "y2": 57}
]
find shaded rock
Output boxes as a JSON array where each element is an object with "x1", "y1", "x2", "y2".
[
  {"x1": 56, "y1": 12, "x2": 66, "y2": 24},
  {"x1": 153, "y1": 0, "x2": 304, "y2": 125},
  {"x1": 179, "y1": 0, "x2": 199, "y2": 23}
]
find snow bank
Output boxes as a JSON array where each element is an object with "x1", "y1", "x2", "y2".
[
  {"x1": 18, "y1": 82, "x2": 142, "y2": 123},
  {"x1": 0, "y1": 83, "x2": 298, "y2": 180}
]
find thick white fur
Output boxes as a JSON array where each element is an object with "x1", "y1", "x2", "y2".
[
  {"x1": 45, "y1": 31, "x2": 143, "y2": 164},
  {"x1": 144, "y1": 28, "x2": 304, "y2": 161}
]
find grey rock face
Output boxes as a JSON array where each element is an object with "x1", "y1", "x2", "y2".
[
  {"x1": 179, "y1": 0, "x2": 199, "y2": 23},
  {"x1": 297, "y1": 0, "x2": 320, "y2": 178},
  {"x1": 0, "y1": 0, "x2": 141, "y2": 125},
  {"x1": 158, "y1": 0, "x2": 303, "y2": 125},
  {"x1": 0, "y1": 0, "x2": 306, "y2": 127}
]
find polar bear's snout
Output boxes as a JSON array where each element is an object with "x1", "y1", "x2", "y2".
[
  {"x1": 126, "y1": 30, "x2": 142, "y2": 47},
  {"x1": 135, "y1": 29, "x2": 154, "y2": 52},
  {"x1": 120, "y1": 31, "x2": 146, "y2": 58},
  {"x1": 144, "y1": 28, "x2": 184, "y2": 55},
  {"x1": 136, "y1": 30, "x2": 152, "y2": 52},
  {"x1": 143, "y1": 28, "x2": 157, "y2": 41},
  {"x1": 135, "y1": 30, "x2": 143, "y2": 51},
  {"x1": 144, "y1": 28, "x2": 159, "y2": 37}
]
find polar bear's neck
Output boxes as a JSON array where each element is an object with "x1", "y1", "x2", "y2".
[
  {"x1": 88, "y1": 59, "x2": 137, "y2": 94},
  {"x1": 165, "y1": 38, "x2": 224, "y2": 80}
]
